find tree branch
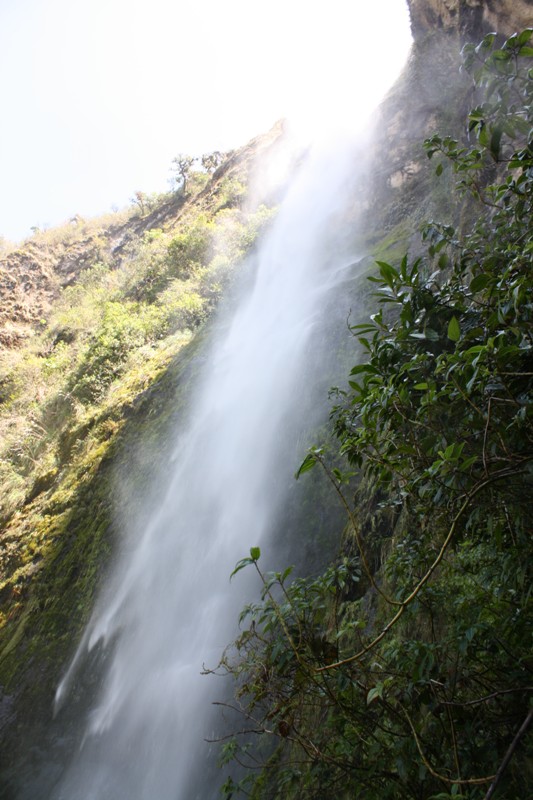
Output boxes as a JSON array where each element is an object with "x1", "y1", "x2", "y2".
[{"x1": 484, "y1": 708, "x2": 533, "y2": 800}]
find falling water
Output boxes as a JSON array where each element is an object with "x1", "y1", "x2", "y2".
[{"x1": 48, "y1": 131, "x2": 369, "y2": 800}]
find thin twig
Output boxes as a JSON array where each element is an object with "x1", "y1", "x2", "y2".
[
  {"x1": 446, "y1": 700, "x2": 461, "y2": 782},
  {"x1": 483, "y1": 396, "x2": 492, "y2": 476},
  {"x1": 439, "y1": 687, "x2": 533, "y2": 708},
  {"x1": 205, "y1": 727, "x2": 269, "y2": 743},
  {"x1": 484, "y1": 708, "x2": 533, "y2": 800},
  {"x1": 401, "y1": 702, "x2": 495, "y2": 786}
]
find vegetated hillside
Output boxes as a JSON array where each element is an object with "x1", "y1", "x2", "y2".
[
  {"x1": 1, "y1": 3, "x2": 531, "y2": 798},
  {"x1": 213, "y1": 13, "x2": 533, "y2": 800},
  {"x1": 0, "y1": 127, "x2": 286, "y2": 350},
  {"x1": 0, "y1": 121, "x2": 292, "y2": 777}
]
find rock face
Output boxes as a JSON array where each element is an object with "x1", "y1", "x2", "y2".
[
  {"x1": 363, "y1": 0, "x2": 531, "y2": 255},
  {"x1": 408, "y1": 0, "x2": 532, "y2": 39},
  {"x1": 0, "y1": 234, "x2": 107, "y2": 347}
]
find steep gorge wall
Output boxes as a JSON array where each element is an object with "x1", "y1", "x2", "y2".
[
  {"x1": 0, "y1": 124, "x2": 292, "y2": 797},
  {"x1": 0, "y1": 0, "x2": 530, "y2": 795},
  {"x1": 361, "y1": 0, "x2": 532, "y2": 263},
  {"x1": 408, "y1": 0, "x2": 532, "y2": 38}
]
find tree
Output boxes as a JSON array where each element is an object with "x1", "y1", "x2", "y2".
[
  {"x1": 170, "y1": 153, "x2": 196, "y2": 194},
  {"x1": 216, "y1": 29, "x2": 533, "y2": 800},
  {"x1": 131, "y1": 190, "x2": 147, "y2": 216},
  {"x1": 201, "y1": 150, "x2": 225, "y2": 174}
]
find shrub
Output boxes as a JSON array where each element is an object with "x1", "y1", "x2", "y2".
[
  {"x1": 217, "y1": 30, "x2": 533, "y2": 800},
  {"x1": 166, "y1": 216, "x2": 214, "y2": 280},
  {"x1": 70, "y1": 302, "x2": 169, "y2": 402}
]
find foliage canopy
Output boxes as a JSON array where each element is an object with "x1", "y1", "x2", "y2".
[{"x1": 217, "y1": 30, "x2": 533, "y2": 800}]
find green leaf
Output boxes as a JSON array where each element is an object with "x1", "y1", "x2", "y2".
[
  {"x1": 230, "y1": 557, "x2": 254, "y2": 580},
  {"x1": 435, "y1": 162, "x2": 443, "y2": 176},
  {"x1": 438, "y1": 252, "x2": 449, "y2": 269},
  {"x1": 350, "y1": 363, "x2": 378, "y2": 376},
  {"x1": 492, "y1": 49, "x2": 512, "y2": 61},
  {"x1": 376, "y1": 260, "x2": 399, "y2": 287},
  {"x1": 281, "y1": 566, "x2": 294, "y2": 582},
  {"x1": 447, "y1": 316, "x2": 461, "y2": 341},
  {"x1": 478, "y1": 124, "x2": 490, "y2": 147},
  {"x1": 469, "y1": 273, "x2": 490, "y2": 292},
  {"x1": 295, "y1": 452, "x2": 319, "y2": 479},
  {"x1": 367, "y1": 685, "x2": 383, "y2": 705},
  {"x1": 464, "y1": 344, "x2": 485, "y2": 356},
  {"x1": 489, "y1": 126, "x2": 503, "y2": 161},
  {"x1": 517, "y1": 29, "x2": 532, "y2": 47}
]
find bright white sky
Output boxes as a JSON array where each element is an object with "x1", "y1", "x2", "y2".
[{"x1": 0, "y1": 0, "x2": 412, "y2": 242}]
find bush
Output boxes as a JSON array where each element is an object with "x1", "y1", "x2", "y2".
[
  {"x1": 70, "y1": 302, "x2": 168, "y2": 402},
  {"x1": 217, "y1": 30, "x2": 533, "y2": 800},
  {"x1": 166, "y1": 216, "x2": 214, "y2": 280}
]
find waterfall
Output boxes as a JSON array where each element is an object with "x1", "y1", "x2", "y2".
[{"x1": 51, "y1": 131, "x2": 367, "y2": 800}]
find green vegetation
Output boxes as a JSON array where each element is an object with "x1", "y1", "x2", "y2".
[
  {"x1": 218, "y1": 31, "x2": 533, "y2": 800},
  {"x1": 1, "y1": 23, "x2": 530, "y2": 800},
  {"x1": 170, "y1": 153, "x2": 197, "y2": 194},
  {"x1": 0, "y1": 143, "x2": 277, "y2": 719},
  {"x1": 170, "y1": 151, "x2": 229, "y2": 195}
]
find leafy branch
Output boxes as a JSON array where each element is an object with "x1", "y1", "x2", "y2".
[{"x1": 217, "y1": 28, "x2": 533, "y2": 800}]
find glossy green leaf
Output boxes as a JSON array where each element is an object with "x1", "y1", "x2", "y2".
[
  {"x1": 447, "y1": 316, "x2": 461, "y2": 341},
  {"x1": 469, "y1": 273, "x2": 491, "y2": 292},
  {"x1": 295, "y1": 452, "x2": 318, "y2": 479},
  {"x1": 366, "y1": 685, "x2": 383, "y2": 705}
]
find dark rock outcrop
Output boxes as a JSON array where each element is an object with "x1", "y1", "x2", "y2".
[{"x1": 408, "y1": 0, "x2": 532, "y2": 39}]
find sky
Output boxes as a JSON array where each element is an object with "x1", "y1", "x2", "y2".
[{"x1": 0, "y1": 0, "x2": 412, "y2": 242}]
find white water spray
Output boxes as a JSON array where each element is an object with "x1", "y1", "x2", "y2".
[{"x1": 52, "y1": 129, "x2": 370, "y2": 799}]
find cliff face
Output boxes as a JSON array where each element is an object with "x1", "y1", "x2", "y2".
[
  {"x1": 408, "y1": 0, "x2": 533, "y2": 38},
  {"x1": 362, "y1": 0, "x2": 532, "y2": 261},
  {"x1": 0, "y1": 1, "x2": 531, "y2": 796},
  {"x1": 0, "y1": 122, "x2": 293, "y2": 797},
  {"x1": 408, "y1": 0, "x2": 532, "y2": 38}
]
